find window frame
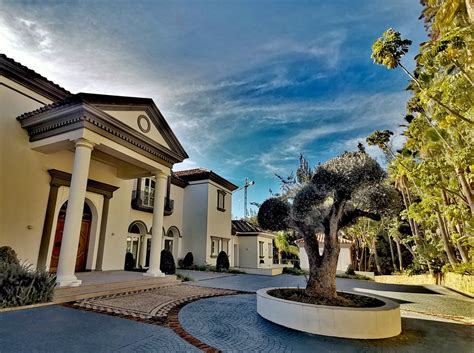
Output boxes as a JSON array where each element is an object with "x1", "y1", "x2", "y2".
[
  {"x1": 211, "y1": 237, "x2": 220, "y2": 258},
  {"x1": 259, "y1": 241, "x2": 264, "y2": 259},
  {"x1": 142, "y1": 177, "x2": 156, "y2": 207},
  {"x1": 217, "y1": 190, "x2": 226, "y2": 212}
]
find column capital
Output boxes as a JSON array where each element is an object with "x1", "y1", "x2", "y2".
[
  {"x1": 154, "y1": 170, "x2": 170, "y2": 180},
  {"x1": 74, "y1": 138, "x2": 95, "y2": 150}
]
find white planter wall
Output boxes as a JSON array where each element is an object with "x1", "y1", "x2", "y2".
[{"x1": 257, "y1": 288, "x2": 401, "y2": 339}]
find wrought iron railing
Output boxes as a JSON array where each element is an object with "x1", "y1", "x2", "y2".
[{"x1": 131, "y1": 190, "x2": 174, "y2": 215}]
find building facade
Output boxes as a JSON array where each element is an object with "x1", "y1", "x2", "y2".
[{"x1": 0, "y1": 54, "x2": 238, "y2": 286}]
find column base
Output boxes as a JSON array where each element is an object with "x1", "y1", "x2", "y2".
[
  {"x1": 56, "y1": 274, "x2": 82, "y2": 287},
  {"x1": 143, "y1": 269, "x2": 165, "y2": 277}
]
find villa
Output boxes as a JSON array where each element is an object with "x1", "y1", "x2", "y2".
[{"x1": 0, "y1": 54, "x2": 272, "y2": 287}]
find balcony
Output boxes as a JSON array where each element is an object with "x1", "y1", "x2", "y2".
[{"x1": 131, "y1": 190, "x2": 174, "y2": 216}]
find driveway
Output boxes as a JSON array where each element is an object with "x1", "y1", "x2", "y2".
[
  {"x1": 1, "y1": 272, "x2": 472, "y2": 352},
  {"x1": 182, "y1": 271, "x2": 474, "y2": 324}
]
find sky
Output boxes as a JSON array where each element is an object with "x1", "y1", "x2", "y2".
[{"x1": 0, "y1": 0, "x2": 427, "y2": 218}]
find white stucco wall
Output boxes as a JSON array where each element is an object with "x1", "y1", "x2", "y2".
[
  {"x1": 206, "y1": 181, "x2": 232, "y2": 265},
  {"x1": 0, "y1": 77, "x2": 167, "y2": 271},
  {"x1": 0, "y1": 79, "x2": 123, "y2": 267},
  {"x1": 182, "y1": 182, "x2": 208, "y2": 265},
  {"x1": 237, "y1": 234, "x2": 273, "y2": 270},
  {"x1": 1, "y1": 74, "x2": 240, "y2": 275},
  {"x1": 298, "y1": 243, "x2": 352, "y2": 272}
]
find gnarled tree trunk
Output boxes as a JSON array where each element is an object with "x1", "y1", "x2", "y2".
[{"x1": 302, "y1": 199, "x2": 345, "y2": 299}]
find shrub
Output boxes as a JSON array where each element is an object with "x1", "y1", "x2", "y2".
[
  {"x1": 0, "y1": 246, "x2": 19, "y2": 266},
  {"x1": 442, "y1": 262, "x2": 473, "y2": 275},
  {"x1": 160, "y1": 249, "x2": 176, "y2": 274},
  {"x1": 345, "y1": 264, "x2": 356, "y2": 276},
  {"x1": 176, "y1": 273, "x2": 193, "y2": 282},
  {"x1": 0, "y1": 261, "x2": 56, "y2": 308},
  {"x1": 124, "y1": 252, "x2": 134, "y2": 271},
  {"x1": 283, "y1": 267, "x2": 307, "y2": 276},
  {"x1": 183, "y1": 252, "x2": 194, "y2": 268},
  {"x1": 216, "y1": 251, "x2": 230, "y2": 272}
]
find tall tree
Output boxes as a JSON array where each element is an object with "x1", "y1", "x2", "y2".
[{"x1": 258, "y1": 151, "x2": 399, "y2": 299}]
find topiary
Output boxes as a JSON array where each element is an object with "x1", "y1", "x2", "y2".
[
  {"x1": 0, "y1": 246, "x2": 19, "y2": 265},
  {"x1": 124, "y1": 252, "x2": 134, "y2": 271},
  {"x1": 160, "y1": 249, "x2": 176, "y2": 274},
  {"x1": 216, "y1": 251, "x2": 230, "y2": 272},
  {"x1": 345, "y1": 264, "x2": 356, "y2": 276},
  {"x1": 183, "y1": 252, "x2": 194, "y2": 268}
]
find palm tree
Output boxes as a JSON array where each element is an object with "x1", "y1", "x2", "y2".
[{"x1": 274, "y1": 231, "x2": 299, "y2": 264}]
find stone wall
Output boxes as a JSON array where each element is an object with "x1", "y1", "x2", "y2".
[{"x1": 375, "y1": 273, "x2": 473, "y2": 297}]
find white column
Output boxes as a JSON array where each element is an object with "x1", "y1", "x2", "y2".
[
  {"x1": 56, "y1": 138, "x2": 95, "y2": 287},
  {"x1": 138, "y1": 235, "x2": 148, "y2": 268},
  {"x1": 144, "y1": 171, "x2": 168, "y2": 277}
]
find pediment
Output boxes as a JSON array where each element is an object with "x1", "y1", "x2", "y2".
[
  {"x1": 102, "y1": 109, "x2": 171, "y2": 149},
  {"x1": 17, "y1": 93, "x2": 188, "y2": 166}
]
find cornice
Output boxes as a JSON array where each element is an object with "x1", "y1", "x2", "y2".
[
  {"x1": 18, "y1": 102, "x2": 186, "y2": 167},
  {"x1": 0, "y1": 54, "x2": 71, "y2": 102},
  {"x1": 48, "y1": 169, "x2": 119, "y2": 199}
]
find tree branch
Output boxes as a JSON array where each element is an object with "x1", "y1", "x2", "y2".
[{"x1": 339, "y1": 209, "x2": 381, "y2": 229}]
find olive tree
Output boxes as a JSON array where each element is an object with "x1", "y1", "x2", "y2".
[{"x1": 258, "y1": 151, "x2": 398, "y2": 299}]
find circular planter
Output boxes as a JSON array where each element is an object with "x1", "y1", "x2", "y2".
[{"x1": 257, "y1": 287, "x2": 401, "y2": 339}]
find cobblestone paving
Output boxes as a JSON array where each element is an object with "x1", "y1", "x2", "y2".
[
  {"x1": 185, "y1": 272, "x2": 474, "y2": 324},
  {"x1": 0, "y1": 305, "x2": 198, "y2": 353},
  {"x1": 73, "y1": 284, "x2": 236, "y2": 320},
  {"x1": 179, "y1": 294, "x2": 474, "y2": 353}
]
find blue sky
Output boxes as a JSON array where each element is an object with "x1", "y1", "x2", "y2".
[{"x1": 0, "y1": 0, "x2": 427, "y2": 218}]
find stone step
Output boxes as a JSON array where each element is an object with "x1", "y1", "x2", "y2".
[{"x1": 54, "y1": 276, "x2": 181, "y2": 303}]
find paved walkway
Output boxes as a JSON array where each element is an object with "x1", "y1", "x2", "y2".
[
  {"x1": 179, "y1": 294, "x2": 474, "y2": 353},
  {"x1": 0, "y1": 305, "x2": 198, "y2": 353}
]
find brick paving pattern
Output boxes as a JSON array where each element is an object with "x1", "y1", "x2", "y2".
[
  {"x1": 73, "y1": 284, "x2": 236, "y2": 320},
  {"x1": 179, "y1": 294, "x2": 474, "y2": 353},
  {"x1": 185, "y1": 272, "x2": 474, "y2": 324}
]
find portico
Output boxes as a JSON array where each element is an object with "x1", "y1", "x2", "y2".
[{"x1": 17, "y1": 93, "x2": 188, "y2": 287}]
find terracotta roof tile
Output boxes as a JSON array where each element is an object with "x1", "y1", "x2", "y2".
[
  {"x1": 231, "y1": 220, "x2": 263, "y2": 234},
  {"x1": 1, "y1": 54, "x2": 71, "y2": 98},
  {"x1": 174, "y1": 168, "x2": 238, "y2": 191},
  {"x1": 296, "y1": 234, "x2": 352, "y2": 245}
]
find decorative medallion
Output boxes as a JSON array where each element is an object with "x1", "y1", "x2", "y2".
[{"x1": 137, "y1": 114, "x2": 151, "y2": 133}]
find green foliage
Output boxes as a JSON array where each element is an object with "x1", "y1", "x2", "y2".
[
  {"x1": 160, "y1": 249, "x2": 176, "y2": 275},
  {"x1": 442, "y1": 262, "x2": 473, "y2": 275},
  {"x1": 282, "y1": 267, "x2": 308, "y2": 276},
  {"x1": 336, "y1": 273, "x2": 373, "y2": 281},
  {"x1": 274, "y1": 231, "x2": 299, "y2": 258},
  {"x1": 183, "y1": 252, "x2": 194, "y2": 268},
  {"x1": 176, "y1": 273, "x2": 193, "y2": 282},
  {"x1": 345, "y1": 264, "x2": 356, "y2": 276},
  {"x1": 257, "y1": 198, "x2": 290, "y2": 231},
  {"x1": 371, "y1": 28, "x2": 412, "y2": 69},
  {"x1": 0, "y1": 261, "x2": 56, "y2": 308},
  {"x1": 0, "y1": 246, "x2": 19, "y2": 266},
  {"x1": 216, "y1": 251, "x2": 230, "y2": 272},
  {"x1": 368, "y1": 0, "x2": 473, "y2": 274}
]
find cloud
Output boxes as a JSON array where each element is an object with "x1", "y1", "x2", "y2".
[{"x1": 0, "y1": 0, "x2": 425, "y2": 218}]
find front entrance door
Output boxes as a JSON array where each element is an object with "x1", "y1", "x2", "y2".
[{"x1": 49, "y1": 202, "x2": 92, "y2": 273}]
